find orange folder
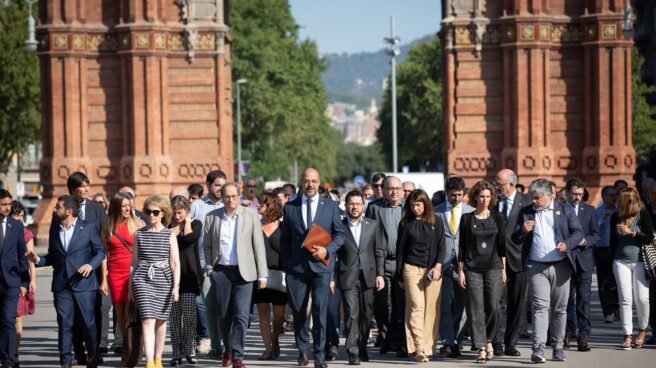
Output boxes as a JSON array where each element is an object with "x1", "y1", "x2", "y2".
[{"x1": 302, "y1": 223, "x2": 332, "y2": 265}]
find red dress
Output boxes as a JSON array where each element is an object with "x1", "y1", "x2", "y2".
[{"x1": 107, "y1": 221, "x2": 134, "y2": 304}]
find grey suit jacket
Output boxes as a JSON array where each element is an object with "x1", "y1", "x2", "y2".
[
  {"x1": 435, "y1": 201, "x2": 475, "y2": 272},
  {"x1": 337, "y1": 217, "x2": 385, "y2": 290},
  {"x1": 498, "y1": 191, "x2": 530, "y2": 273},
  {"x1": 203, "y1": 206, "x2": 268, "y2": 282}
]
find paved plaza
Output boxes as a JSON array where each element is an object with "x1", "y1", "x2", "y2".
[{"x1": 16, "y1": 268, "x2": 655, "y2": 367}]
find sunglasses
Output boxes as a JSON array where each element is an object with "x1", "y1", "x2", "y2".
[
  {"x1": 144, "y1": 209, "x2": 162, "y2": 217},
  {"x1": 372, "y1": 184, "x2": 383, "y2": 189}
]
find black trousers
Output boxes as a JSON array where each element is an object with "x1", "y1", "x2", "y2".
[
  {"x1": 373, "y1": 273, "x2": 405, "y2": 350},
  {"x1": 594, "y1": 247, "x2": 617, "y2": 317},
  {"x1": 211, "y1": 266, "x2": 253, "y2": 359},
  {"x1": 342, "y1": 272, "x2": 375, "y2": 356},
  {"x1": 494, "y1": 269, "x2": 527, "y2": 348}
]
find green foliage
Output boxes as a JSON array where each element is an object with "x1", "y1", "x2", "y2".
[
  {"x1": 230, "y1": 0, "x2": 336, "y2": 181},
  {"x1": 333, "y1": 129, "x2": 387, "y2": 184},
  {"x1": 378, "y1": 37, "x2": 442, "y2": 171},
  {"x1": 0, "y1": 2, "x2": 40, "y2": 172},
  {"x1": 632, "y1": 48, "x2": 656, "y2": 163}
]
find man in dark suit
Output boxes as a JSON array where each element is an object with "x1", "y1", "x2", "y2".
[
  {"x1": 0, "y1": 190, "x2": 29, "y2": 368},
  {"x1": 364, "y1": 176, "x2": 406, "y2": 356},
  {"x1": 28, "y1": 195, "x2": 106, "y2": 368},
  {"x1": 512, "y1": 179, "x2": 583, "y2": 363},
  {"x1": 56, "y1": 172, "x2": 107, "y2": 364},
  {"x1": 280, "y1": 168, "x2": 345, "y2": 368},
  {"x1": 563, "y1": 178, "x2": 600, "y2": 352},
  {"x1": 492, "y1": 169, "x2": 530, "y2": 356},
  {"x1": 338, "y1": 191, "x2": 385, "y2": 365}
]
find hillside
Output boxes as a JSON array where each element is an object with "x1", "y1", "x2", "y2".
[{"x1": 321, "y1": 35, "x2": 433, "y2": 108}]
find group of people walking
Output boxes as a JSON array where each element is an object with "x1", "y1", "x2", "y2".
[{"x1": 0, "y1": 166, "x2": 654, "y2": 368}]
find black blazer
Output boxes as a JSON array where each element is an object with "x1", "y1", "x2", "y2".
[
  {"x1": 568, "y1": 202, "x2": 601, "y2": 272},
  {"x1": 50, "y1": 199, "x2": 107, "y2": 235},
  {"x1": 337, "y1": 217, "x2": 385, "y2": 290},
  {"x1": 0, "y1": 217, "x2": 30, "y2": 288},
  {"x1": 395, "y1": 217, "x2": 446, "y2": 280},
  {"x1": 609, "y1": 208, "x2": 654, "y2": 261},
  {"x1": 498, "y1": 191, "x2": 530, "y2": 273}
]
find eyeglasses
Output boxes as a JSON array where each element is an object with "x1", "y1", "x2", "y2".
[
  {"x1": 144, "y1": 209, "x2": 162, "y2": 217},
  {"x1": 223, "y1": 195, "x2": 239, "y2": 201},
  {"x1": 387, "y1": 187, "x2": 403, "y2": 192},
  {"x1": 372, "y1": 184, "x2": 383, "y2": 189}
]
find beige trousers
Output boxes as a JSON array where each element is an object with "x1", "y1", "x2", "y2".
[{"x1": 403, "y1": 263, "x2": 442, "y2": 355}]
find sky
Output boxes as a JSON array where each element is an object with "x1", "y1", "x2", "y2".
[{"x1": 288, "y1": 0, "x2": 442, "y2": 54}]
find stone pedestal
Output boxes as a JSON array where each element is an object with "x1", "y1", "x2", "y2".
[
  {"x1": 32, "y1": 0, "x2": 233, "y2": 245},
  {"x1": 441, "y1": 0, "x2": 635, "y2": 202}
]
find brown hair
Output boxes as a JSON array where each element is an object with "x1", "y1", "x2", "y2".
[
  {"x1": 103, "y1": 193, "x2": 142, "y2": 244},
  {"x1": 617, "y1": 187, "x2": 644, "y2": 220},
  {"x1": 143, "y1": 195, "x2": 173, "y2": 226},
  {"x1": 468, "y1": 180, "x2": 498, "y2": 208},
  {"x1": 401, "y1": 189, "x2": 436, "y2": 225},
  {"x1": 258, "y1": 193, "x2": 283, "y2": 222}
]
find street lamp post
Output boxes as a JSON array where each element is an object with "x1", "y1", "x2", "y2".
[
  {"x1": 2, "y1": 0, "x2": 39, "y2": 51},
  {"x1": 384, "y1": 16, "x2": 400, "y2": 173},
  {"x1": 235, "y1": 78, "x2": 247, "y2": 183}
]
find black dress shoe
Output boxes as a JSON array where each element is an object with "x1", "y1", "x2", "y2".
[
  {"x1": 297, "y1": 352, "x2": 309, "y2": 366},
  {"x1": 439, "y1": 346, "x2": 452, "y2": 355},
  {"x1": 326, "y1": 345, "x2": 338, "y2": 361},
  {"x1": 75, "y1": 354, "x2": 87, "y2": 365},
  {"x1": 396, "y1": 346, "x2": 408, "y2": 358},
  {"x1": 314, "y1": 360, "x2": 327, "y2": 368},
  {"x1": 348, "y1": 353, "x2": 361, "y2": 365},
  {"x1": 359, "y1": 351, "x2": 369, "y2": 362},
  {"x1": 378, "y1": 344, "x2": 389, "y2": 355},
  {"x1": 448, "y1": 348, "x2": 461, "y2": 358},
  {"x1": 85, "y1": 356, "x2": 98, "y2": 368},
  {"x1": 493, "y1": 343, "x2": 504, "y2": 356},
  {"x1": 504, "y1": 346, "x2": 521, "y2": 356},
  {"x1": 374, "y1": 334, "x2": 382, "y2": 348},
  {"x1": 577, "y1": 340, "x2": 591, "y2": 352}
]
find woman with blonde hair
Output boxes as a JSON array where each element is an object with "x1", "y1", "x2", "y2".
[
  {"x1": 130, "y1": 195, "x2": 180, "y2": 368},
  {"x1": 610, "y1": 187, "x2": 654, "y2": 350},
  {"x1": 457, "y1": 180, "x2": 506, "y2": 363},
  {"x1": 103, "y1": 193, "x2": 144, "y2": 367},
  {"x1": 396, "y1": 189, "x2": 445, "y2": 362}
]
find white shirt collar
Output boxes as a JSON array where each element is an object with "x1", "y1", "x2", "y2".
[
  {"x1": 302, "y1": 193, "x2": 320, "y2": 203},
  {"x1": 348, "y1": 216, "x2": 364, "y2": 226},
  {"x1": 60, "y1": 218, "x2": 78, "y2": 231},
  {"x1": 446, "y1": 201, "x2": 462, "y2": 211},
  {"x1": 506, "y1": 190, "x2": 517, "y2": 203}
]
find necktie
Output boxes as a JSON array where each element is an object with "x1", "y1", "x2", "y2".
[
  {"x1": 79, "y1": 202, "x2": 85, "y2": 221},
  {"x1": 450, "y1": 206, "x2": 457, "y2": 234},
  {"x1": 0, "y1": 218, "x2": 5, "y2": 251},
  {"x1": 306, "y1": 198, "x2": 313, "y2": 230},
  {"x1": 501, "y1": 198, "x2": 508, "y2": 221}
]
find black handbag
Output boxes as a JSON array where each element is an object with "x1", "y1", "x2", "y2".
[
  {"x1": 122, "y1": 301, "x2": 143, "y2": 367},
  {"x1": 640, "y1": 234, "x2": 656, "y2": 279}
]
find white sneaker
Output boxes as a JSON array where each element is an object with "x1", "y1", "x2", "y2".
[{"x1": 196, "y1": 338, "x2": 211, "y2": 354}]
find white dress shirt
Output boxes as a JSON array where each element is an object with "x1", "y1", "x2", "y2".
[
  {"x1": 60, "y1": 219, "x2": 78, "y2": 252},
  {"x1": 503, "y1": 190, "x2": 517, "y2": 219},
  {"x1": 301, "y1": 193, "x2": 320, "y2": 228},
  {"x1": 529, "y1": 200, "x2": 565, "y2": 262},
  {"x1": 218, "y1": 212, "x2": 239, "y2": 265},
  {"x1": 348, "y1": 216, "x2": 364, "y2": 248}
]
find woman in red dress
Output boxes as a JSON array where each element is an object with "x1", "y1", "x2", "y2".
[
  {"x1": 103, "y1": 193, "x2": 143, "y2": 365},
  {"x1": 12, "y1": 201, "x2": 36, "y2": 368}
]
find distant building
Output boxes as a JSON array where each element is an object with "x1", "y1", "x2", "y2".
[{"x1": 326, "y1": 99, "x2": 380, "y2": 146}]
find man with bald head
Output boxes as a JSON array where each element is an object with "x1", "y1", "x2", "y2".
[
  {"x1": 169, "y1": 186, "x2": 189, "y2": 199},
  {"x1": 365, "y1": 176, "x2": 407, "y2": 356},
  {"x1": 492, "y1": 168, "x2": 530, "y2": 356},
  {"x1": 401, "y1": 181, "x2": 416, "y2": 199},
  {"x1": 280, "y1": 168, "x2": 345, "y2": 368}
]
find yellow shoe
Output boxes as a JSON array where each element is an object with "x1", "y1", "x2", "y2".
[
  {"x1": 145, "y1": 360, "x2": 155, "y2": 368},
  {"x1": 154, "y1": 358, "x2": 163, "y2": 368}
]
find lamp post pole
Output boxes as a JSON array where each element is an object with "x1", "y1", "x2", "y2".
[
  {"x1": 384, "y1": 16, "x2": 400, "y2": 173},
  {"x1": 235, "y1": 79, "x2": 247, "y2": 183}
]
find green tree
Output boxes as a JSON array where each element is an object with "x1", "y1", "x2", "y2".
[
  {"x1": 632, "y1": 47, "x2": 656, "y2": 163},
  {"x1": 378, "y1": 37, "x2": 442, "y2": 172},
  {"x1": 229, "y1": 0, "x2": 336, "y2": 181},
  {"x1": 0, "y1": 2, "x2": 40, "y2": 172},
  {"x1": 333, "y1": 129, "x2": 387, "y2": 184}
]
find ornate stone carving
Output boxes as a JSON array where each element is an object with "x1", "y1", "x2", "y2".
[
  {"x1": 183, "y1": 26, "x2": 198, "y2": 62},
  {"x1": 520, "y1": 25, "x2": 535, "y2": 41},
  {"x1": 57, "y1": 165, "x2": 70, "y2": 179},
  {"x1": 135, "y1": 33, "x2": 150, "y2": 49},
  {"x1": 504, "y1": 26, "x2": 515, "y2": 42},
  {"x1": 584, "y1": 24, "x2": 596, "y2": 41},
  {"x1": 558, "y1": 156, "x2": 577, "y2": 169},
  {"x1": 624, "y1": 154, "x2": 634, "y2": 168},
  {"x1": 471, "y1": 22, "x2": 485, "y2": 56},
  {"x1": 72, "y1": 35, "x2": 85, "y2": 50},
  {"x1": 443, "y1": 24, "x2": 454, "y2": 50},
  {"x1": 168, "y1": 34, "x2": 184, "y2": 50},
  {"x1": 540, "y1": 25, "x2": 550, "y2": 41},
  {"x1": 482, "y1": 25, "x2": 500, "y2": 44},
  {"x1": 87, "y1": 35, "x2": 117, "y2": 51},
  {"x1": 197, "y1": 33, "x2": 216, "y2": 50},
  {"x1": 119, "y1": 33, "x2": 130, "y2": 49},
  {"x1": 154, "y1": 34, "x2": 166, "y2": 49},
  {"x1": 53, "y1": 34, "x2": 68, "y2": 49},
  {"x1": 551, "y1": 25, "x2": 581, "y2": 43},
  {"x1": 139, "y1": 164, "x2": 153, "y2": 178},
  {"x1": 523, "y1": 156, "x2": 536, "y2": 169},
  {"x1": 604, "y1": 155, "x2": 618, "y2": 169},
  {"x1": 455, "y1": 27, "x2": 471, "y2": 45},
  {"x1": 602, "y1": 24, "x2": 617, "y2": 39}
]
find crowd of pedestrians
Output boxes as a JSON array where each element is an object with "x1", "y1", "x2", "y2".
[{"x1": 0, "y1": 167, "x2": 654, "y2": 368}]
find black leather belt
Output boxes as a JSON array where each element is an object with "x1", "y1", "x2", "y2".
[{"x1": 214, "y1": 264, "x2": 239, "y2": 269}]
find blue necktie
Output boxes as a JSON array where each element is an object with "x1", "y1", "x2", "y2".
[{"x1": 306, "y1": 198, "x2": 313, "y2": 230}]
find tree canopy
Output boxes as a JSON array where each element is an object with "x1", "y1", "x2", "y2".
[
  {"x1": 632, "y1": 47, "x2": 656, "y2": 163},
  {"x1": 378, "y1": 37, "x2": 442, "y2": 172},
  {"x1": 229, "y1": 0, "x2": 336, "y2": 181},
  {"x1": 0, "y1": 2, "x2": 40, "y2": 172}
]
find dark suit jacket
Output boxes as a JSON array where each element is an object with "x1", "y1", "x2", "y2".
[
  {"x1": 0, "y1": 217, "x2": 30, "y2": 288},
  {"x1": 512, "y1": 200, "x2": 584, "y2": 270},
  {"x1": 365, "y1": 198, "x2": 403, "y2": 275},
  {"x1": 50, "y1": 199, "x2": 107, "y2": 235},
  {"x1": 568, "y1": 202, "x2": 601, "y2": 272},
  {"x1": 37, "y1": 219, "x2": 106, "y2": 292},
  {"x1": 337, "y1": 217, "x2": 385, "y2": 290},
  {"x1": 280, "y1": 195, "x2": 345, "y2": 274},
  {"x1": 498, "y1": 191, "x2": 530, "y2": 273}
]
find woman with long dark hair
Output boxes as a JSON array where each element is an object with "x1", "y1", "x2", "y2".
[
  {"x1": 253, "y1": 193, "x2": 287, "y2": 360},
  {"x1": 396, "y1": 189, "x2": 445, "y2": 362},
  {"x1": 103, "y1": 193, "x2": 143, "y2": 367},
  {"x1": 457, "y1": 180, "x2": 506, "y2": 364},
  {"x1": 610, "y1": 187, "x2": 654, "y2": 350}
]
